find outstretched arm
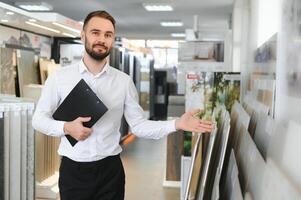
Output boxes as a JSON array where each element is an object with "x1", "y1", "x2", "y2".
[{"x1": 124, "y1": 78, "x2": 213, "y2": 139}]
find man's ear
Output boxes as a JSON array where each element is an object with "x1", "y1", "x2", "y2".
[{"x1": 80, "y1": 30, "x2": 85, "y2": 43}]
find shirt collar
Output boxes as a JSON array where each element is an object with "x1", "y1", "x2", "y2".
[{"x1": 78, "y1": 59, "x2": 111, "y2": 77}]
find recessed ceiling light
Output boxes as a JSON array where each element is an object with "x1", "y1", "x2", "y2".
[
  {"x1": 1, "y1": 19, "x2": 9, "y2": 23},
  {"x1": 160, "y1": 21, "x2": 183, "y2": 27},
  {"x1": 29, "y1": 19, "x2": 37, "y2": 22},
  {"x1": 143, "y1": 4, "x2": 173, "y2": 11},
  {"x1": 15, "y1": 2, "x2": 53, "y2": 11},
  {"x1": 6, "y1": 11, "x2": 14, "y2": 15},
  {"x1": 26, "y1": 21, "x2": 60, "y2": 33},
  {"x1": 52, "y1": 22, "x2": 81, "y2": 34},
  {"x1": 171, "y1": 33, "x2": 186, "y2": 37}
]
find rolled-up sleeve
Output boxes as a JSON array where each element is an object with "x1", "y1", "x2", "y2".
[
  {"x1": 124, "y1": 78, "x2": 177, "y2": 139},
  {"x1": 32, "y1": 71, "x2": 66, "y2": 137}
]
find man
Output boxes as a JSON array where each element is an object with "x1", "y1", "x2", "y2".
[{"x1": 32, "y1": 10, "x2": 213, "y2": 200}]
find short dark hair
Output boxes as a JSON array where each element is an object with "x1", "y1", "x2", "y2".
[{"x1": 83, "y1": 10, "x2": 115, "y2": 30}]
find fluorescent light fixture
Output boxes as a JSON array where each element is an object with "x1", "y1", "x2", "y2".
[
  {"x1": 160, "y1": 21, "x2": 183, "y2": 27},
  {"x1": 1, "y1": 19, "x2": 9, "y2": 23},
  {"x1": 6, "y1": 11, "x2": 14, "y2": 15},
  {"x1": 143, "y1": 4, "x2": 173, "y2": 11},
  {"x1": 171, "y1": 33, "x2": 186, "y2": 37},
  {"x1": 26, "y1": 21, "x2": 60, "y2": 33},
  {"x1": 29, "y1": 19, "x2": 36, "y2": 22},
  {"x1": 16, "y1": 2, "x2": 53, "y2": 11},
  {"x1": 62, "y1": 32, "x2": 77, "y2": 38},
  {"x1": 52, "y1": 22, "x2": 81, "y2": 34}
]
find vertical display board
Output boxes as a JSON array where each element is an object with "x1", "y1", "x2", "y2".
[
  {"x1": 185, "y1": 72, "x2": 214, "y2": 113},
  {"x1": 0, "y1": 97, "x2": 35, "y2": 200},
  {"x1": 17, "y1": 50, "x2": 40, "y2": 96},
  {"x1": 0, "y1": 48, "x2": 16, "y2": 95}
]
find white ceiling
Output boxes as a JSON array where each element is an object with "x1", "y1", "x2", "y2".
[{"x1": 1, "y1": 0, "x2": 234, "y2": 39}]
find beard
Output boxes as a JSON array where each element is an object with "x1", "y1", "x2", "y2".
[{"x1": 85, "y1": 38, "x2": 111, "y2": 61}]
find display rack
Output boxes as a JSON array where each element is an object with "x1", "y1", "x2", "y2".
[{"x1": 0, "y1": 96, "x2": 35, "y2": 200}]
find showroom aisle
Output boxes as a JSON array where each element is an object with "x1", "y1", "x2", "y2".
[{"x1": 121, "y1": 137, "x2": 180, "y2": 200}]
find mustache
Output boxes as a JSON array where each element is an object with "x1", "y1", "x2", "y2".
[{"x1": 92, "y1": 44, "x2": 108, "y2": 50}]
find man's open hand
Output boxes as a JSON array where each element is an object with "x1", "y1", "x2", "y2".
[
  {"x1": 63, "y1": 117, "x2": 92, "y2": 141},
  {"x1": 175, "y1": 109, "x2": 213, "y2": 133}
]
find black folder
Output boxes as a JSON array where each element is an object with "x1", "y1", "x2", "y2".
[{"x1": 52, "y1": 79, "x2": 108, "y2": 146}]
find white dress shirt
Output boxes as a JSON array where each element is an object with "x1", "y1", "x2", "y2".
[{"x1": 32, "y1": 60, "x2": 177, "y2": 162}]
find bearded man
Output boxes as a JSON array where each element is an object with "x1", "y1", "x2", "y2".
[{"x1": 32, "y1": 10, "x2": 213, "y2": 200}]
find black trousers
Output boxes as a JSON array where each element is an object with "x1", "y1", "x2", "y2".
[{"x1": 59, "y1": 155, "x2": 125, "y2": 200}]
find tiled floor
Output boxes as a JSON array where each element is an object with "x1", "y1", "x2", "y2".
[{"x1": 121, "y1": 137, "x2": 180, "y2": 200}]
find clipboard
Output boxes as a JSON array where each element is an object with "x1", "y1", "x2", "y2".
[{"x1": 52, "y1": 79, "x2": 108, "y2": 146}]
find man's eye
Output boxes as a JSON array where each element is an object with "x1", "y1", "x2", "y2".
[{"x1": 105, "y1": 34, "x2": 112, "y2": 38}]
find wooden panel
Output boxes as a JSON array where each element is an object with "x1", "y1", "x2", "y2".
[
  {"x1": 23, "y1": 85, "x2": 60, "y2": 182},
  {"x1": 39, "y1": 58, "x2": 54, "y2": 84},
  {"x1": 166, "y1": 130, "x2": 183, "y2": 181},
  {"x1": 35, "y1": 132, "x2": 45, "y2": 182},
  {"x1": 188, "y1": 134, "x2": 203, "y2": 199}
]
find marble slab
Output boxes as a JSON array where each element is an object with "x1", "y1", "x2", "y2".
[
  {"x1": 17, "y1": 50, "x2": 39, "y2": 97},
  {"x1": 0, "y1": 48, "x2": 16, "y2": 95}
]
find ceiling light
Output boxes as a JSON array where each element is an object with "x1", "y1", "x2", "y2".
[
  {"x1": 6, "y1": 11, "x2": 14, "y2": 15},
  {"x1": 26, "y1": 21, "x2": 60, "y2": 33},
  {"x1": 62, "y1": 32, "x2": 77, "y2": 38},
  {"x1": 143, "y1": 4, "x2": 173, "y2": 11},
  {"x1": 29, "y1": 19, "x2": 36, "y2": 22},
  {"x1": 1, "y1": 19, "x2": 9, "y2": 23},
  {"x1": 16, "y1": 2, "x2": 53, "y2": 11},
  {"x1": 79, "y1": 21, "x2": 84, "y2": 25},
  {"x1": 160, "y1": 21, "x2": 183, "y2": 27},
  {"x1": 52, "y1": 22, "x2": 81, "y2": 34},
  {"x1": 171, "y1": 33, "x2": 186, "y2": 37}
]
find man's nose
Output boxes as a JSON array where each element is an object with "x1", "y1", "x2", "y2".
[{"x1": 96, "y1": 34, "x2": 106, "y2": 42}]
